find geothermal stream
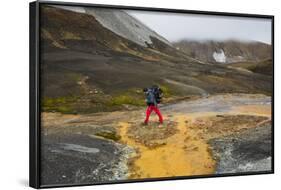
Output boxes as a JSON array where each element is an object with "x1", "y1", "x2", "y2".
[{"x1": 119, "y1": 115, "x2": 215, "y2": 178}]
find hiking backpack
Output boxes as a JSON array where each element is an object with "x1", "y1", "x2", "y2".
[
  {"x1": 145, "y1": 87, "x2": 163, "y2": 105},
  {"x1": 153, "y1": 87, "x2": 162, "y2": 103},
  {"x1": 145, "y1": 88, "x2": 156, "y2": 105}
]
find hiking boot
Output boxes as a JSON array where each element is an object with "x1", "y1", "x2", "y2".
[{"x1": 142, "y1": 122, "x2": 148, "y2": 126}]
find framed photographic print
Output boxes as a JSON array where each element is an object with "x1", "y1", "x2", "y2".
[{"x1": 29, "y1": 1, "x2": 274, "y2": 188}]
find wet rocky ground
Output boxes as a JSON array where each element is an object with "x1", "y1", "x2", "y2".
[
  {"x1": 40, "y1": 112, "x2": 136, "y2": 186},
  {"x1": 210, "y1": 121, "x2": 272, "y2": 174},
  {"x1": 41, "y1": 134, "x2": 134, "y2": 185}
]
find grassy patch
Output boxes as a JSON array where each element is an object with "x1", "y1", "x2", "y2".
[
  {"x1": 159, "y1": 84, "x2": 173, "y2": 97},
  {"x1": 42, "y1": 96, "x2": 79, "y2": 114},
  {"x1": 108, "y1": 85, "x2": 174, "y2": 107},
  {"x1": 41, "y1": 85, "x2": 175, "y2": 114},
  {"x1": 106, "y1": 88, "x2": 145, "y2": 107},
  {"x1": 95, "y1": 131, "x2": 121, "y2": 141},
  {"x1": 61, "y1": 31, "x2": 82, "y2": 40},
  {"x1": 109, "y1": 94, "x2": 145, "y2": 106}
]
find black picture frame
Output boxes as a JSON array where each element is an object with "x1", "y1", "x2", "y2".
[{"x1": 30, "y1": 1, "x2": 274, "y2": 188}]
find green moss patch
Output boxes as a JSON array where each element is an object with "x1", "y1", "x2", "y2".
[
  {"x1": 108, "y1": 88, "x2": 145, "y2": 107},
  {"x1": 109, "y1": 95, "x2": 145, "y2": 106},
  {"x1": 95, "y1": 131, "x2": 121, "y2": 141},
  {"x1": 42, "y1": 96, "x2": 79, "y2": 114},
  {"x1": 159, "y1": 84, "x2": 173, "y2": 97}
]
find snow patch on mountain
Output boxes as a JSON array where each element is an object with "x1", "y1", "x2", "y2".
[{"x1": 213, "y1": 49, "x2": 226, "y2": 63}]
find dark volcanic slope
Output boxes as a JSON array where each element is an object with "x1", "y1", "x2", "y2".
[
  {"x1": 174, "y1": 40, "x2": 272, "y2": 64},
  {"x1": 40, "y1": 6, "x2": 272, "y2": 113},
  {"x1": 40, "y1": 6, "x2": 198, "y2": 96}
]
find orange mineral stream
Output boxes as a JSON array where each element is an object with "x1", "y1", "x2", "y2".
[{"x1": 118, "y1": 115, "x2": 216, "y2": 179}]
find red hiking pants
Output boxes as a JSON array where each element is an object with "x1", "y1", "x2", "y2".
[{"x1": 144, "y1": 105, "x2": 163, "y2": 124}]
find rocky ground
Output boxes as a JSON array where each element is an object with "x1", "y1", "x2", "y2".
[
  {"x1": 40, "y1": 93, "x2": 272, "y2": 185},
  {"x1": 41, "y1": 134, "x2": 134, "y2": 185},
  {"x1": 210, "y1": 121, "x2": 272, "y2": 173}
]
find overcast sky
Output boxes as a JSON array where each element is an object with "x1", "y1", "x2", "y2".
[{"x1": 127, "y1": 10, "x2": 272, "y2": 44}]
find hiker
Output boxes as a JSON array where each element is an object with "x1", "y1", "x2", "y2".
[{"x1": 143, "y1": 85, "x2": 163, "y2": 125}]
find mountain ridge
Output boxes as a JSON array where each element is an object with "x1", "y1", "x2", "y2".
[{"x1": 173, "y1": 39, "x2": 272, "y2": 64}]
